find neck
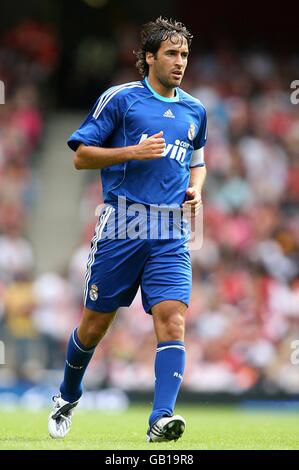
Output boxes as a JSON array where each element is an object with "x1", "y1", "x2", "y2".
[{"x1": 146, "y1": 74, "x2": 176, "y2": 98}]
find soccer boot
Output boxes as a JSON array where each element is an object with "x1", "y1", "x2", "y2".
[
  {"x1": 48, "y1": 394, "x2": 79, "y2": 439},
  {"x1": 146, "y1": 415, "x2": 186, "y2": 442}
]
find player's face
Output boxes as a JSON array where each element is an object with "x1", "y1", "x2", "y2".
[{"x1": 148, "y1": 35, "x2": 189, "y2": 89}]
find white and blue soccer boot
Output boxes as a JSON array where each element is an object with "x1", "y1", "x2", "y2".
[
  {"x1": 48, "y1": 395, "x2": 79, "y2": 439},
  {"x1": 146, "y1": 415, "x2": 186, "y2": 442}
]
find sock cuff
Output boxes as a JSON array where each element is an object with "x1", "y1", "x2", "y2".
[
  {"x1": 156, "y1": 340, "x2": 185, "y2": 353},
  {"x1": 72, "y1": 328, "x2": 95, "y2": 354},
  {"x1": 157, "y1": 340, "x2": 185, "y2": 348}
]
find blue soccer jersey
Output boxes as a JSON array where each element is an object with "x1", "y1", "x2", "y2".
[
  {"x1": 68, "y1": 78, "x2": 207, "y2": 208},
  {"x1": 68, "y1": 79, "x2": 207, "y2": 314}
]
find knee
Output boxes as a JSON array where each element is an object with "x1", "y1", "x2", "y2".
[
  {"x1": 165, "y1": 315, "x2": 185, "y2": 340},
  {"x1": 155, "y1": 310, "x2": 185, "y2": 342}
]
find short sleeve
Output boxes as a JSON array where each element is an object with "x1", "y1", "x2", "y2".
[
  {"x1": 193, "y1": 107, "x2": 207, "y2": 151},
  {"x1": 67, "y1": 89, "x2": 121, "y2": 151}
]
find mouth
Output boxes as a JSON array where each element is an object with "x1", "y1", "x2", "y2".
[{"x1": 171, "y1": 71, "x2": 183, "y2": 79}]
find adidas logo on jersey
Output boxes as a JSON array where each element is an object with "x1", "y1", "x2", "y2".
[{"x1": 163, "y1": 109, "x2": 175, "y2": 118}]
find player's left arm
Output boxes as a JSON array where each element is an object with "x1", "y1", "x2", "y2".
[
  {"x1": 183, "y1": 147, "x2": 207, "y2": 216},
  {"x1": 183, "y1": 105, "x2": 208, "y2": 215},
  {"x1": 183, "y1": 166, "x2": 206, "y2": 215}
]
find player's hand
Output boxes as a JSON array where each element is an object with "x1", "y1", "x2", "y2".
[
  {"x1": 182, "y1": 187, "x2": 202, "y2": 218},
  {"x1": 132, "y1": 131, "x2": 165, "y2": 160}
]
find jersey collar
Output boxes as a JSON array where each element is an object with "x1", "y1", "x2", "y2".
[{"x1": 144, "y1": 77, "x2": 179, "y2": 102}]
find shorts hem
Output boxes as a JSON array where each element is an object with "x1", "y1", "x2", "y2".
[
  {"x1": 84, "y1": 303, "x2": 117, "y2": 313},
  {"x1": 144, "y1": 297, "x2": 189, "y2": 315},
  {"x1": 84, "y1": 299, "x2": 130, "y2": 313}
]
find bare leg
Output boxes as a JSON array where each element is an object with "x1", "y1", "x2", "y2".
[{"x1": 77, "y1": 307, "x2": 117, "y2": 348}]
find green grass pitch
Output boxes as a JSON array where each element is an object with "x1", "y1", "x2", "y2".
[{"x1": 0, "y1": 405, "x2": 298, "y2": 450}]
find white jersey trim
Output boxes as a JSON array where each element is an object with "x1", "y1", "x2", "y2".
[
  {"x1": 83, "y1": 206, "x2": 114, "y2": 305},
  {"x1": 93, "y1": 82, "x2": 143, "y2": 120},
  {"x1": 190, "y1": 147, "x2": 205, "y2": 167}
]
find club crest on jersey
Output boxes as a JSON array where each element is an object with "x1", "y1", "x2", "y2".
[
  {"x1": 89, "y1": 284, "x2": 98, "y2": 301},
  {"x1": 188, "y1": 122, "x2": 196, "y2": 141}
]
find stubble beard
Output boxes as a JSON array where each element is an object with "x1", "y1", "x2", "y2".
[{"x1": 160, "y1": 73, "x2": 183, "y2": 91}]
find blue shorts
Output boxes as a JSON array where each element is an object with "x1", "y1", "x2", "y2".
[{"x1": 84, "y1": 205, "x2": 192, "y2": 314}]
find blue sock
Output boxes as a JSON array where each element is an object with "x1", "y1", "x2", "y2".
[
  {"x1": 149, "y1": 340, "x2": 186, "y2": 427},
  {"x1": 60, "y1": 328, "x2": 95, "y2": 403}
]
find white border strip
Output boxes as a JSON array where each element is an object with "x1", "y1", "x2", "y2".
[
  {"x1": 156, "y1": 345, "x2": 185, "y2": 353},
  {"x1": 93, "y1": 81, "x2": 142, "y2": 119},
  {"x1": 83, "y1": 206, "x2": 114, "y2": 305}
]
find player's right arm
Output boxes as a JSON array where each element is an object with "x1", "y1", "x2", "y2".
[{"x1": 74, "y1": 131, "x2": 165, "y2": 170}]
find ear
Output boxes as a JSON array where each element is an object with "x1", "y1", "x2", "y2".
[{"x1": 145, "y1": 52, "x2": 155, "y2": 67}]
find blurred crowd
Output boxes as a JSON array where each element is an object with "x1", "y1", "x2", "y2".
[{"x1": 1, "y1": 21, "x2": 299, "y2": 396}]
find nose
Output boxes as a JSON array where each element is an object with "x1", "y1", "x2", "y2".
[{"x1": 175, "y1": 54, "x2": 184, "y2": 67}]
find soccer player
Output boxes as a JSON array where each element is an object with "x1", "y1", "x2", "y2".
[{"x1": 48, "y1": 17, "x2": 207, "y2": 442}]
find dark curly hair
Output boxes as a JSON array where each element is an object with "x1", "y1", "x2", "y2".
[{"x1": 135, "y1": 17, "x2": 193, "y2": 78}]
